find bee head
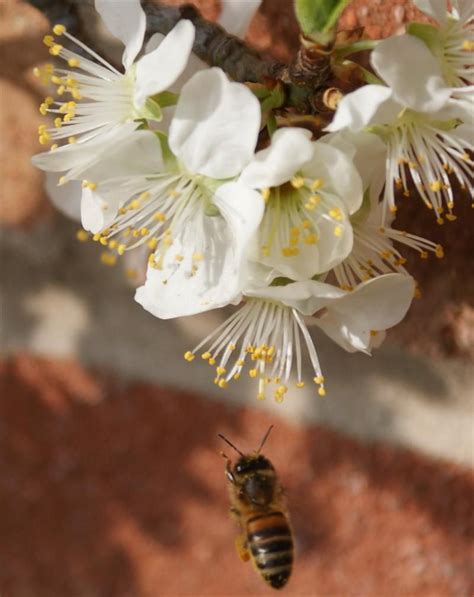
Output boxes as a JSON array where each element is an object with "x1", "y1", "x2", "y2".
[{"x1": 234, "y1": 455, "x2": 276, "y2": 507}]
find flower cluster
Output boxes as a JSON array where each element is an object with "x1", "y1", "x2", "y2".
[{"x1": 32, "y1": 0, "x2": 472, "y2": 402}]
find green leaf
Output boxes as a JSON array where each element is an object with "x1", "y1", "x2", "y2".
[{"x1": 295, "y1": 0, "x2": 351, "y2": 41}]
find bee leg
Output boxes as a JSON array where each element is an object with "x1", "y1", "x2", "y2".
[{"x1": 235, "y1": 534, "x2": 250, "y2": 563}]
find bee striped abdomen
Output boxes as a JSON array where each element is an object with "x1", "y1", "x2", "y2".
[{"x1": 247, "y1": 512, "x2": 293, "y2": 589}]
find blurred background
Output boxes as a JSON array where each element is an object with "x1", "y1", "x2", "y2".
[{"x1": 0, "y1": 0, "x2": 473, "y2": 595}]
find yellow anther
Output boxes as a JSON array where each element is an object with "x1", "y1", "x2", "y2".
[
  {"x1": 276, "y1": 385, "x2": 288, "y2": 395},
  {"x1": 117, "y1": 244, "x2": 127, "y2": 255},
  {"x1": 236, "y1": 359, "x2": 245, "y2": 367},
  {"x1": 201, "y1": 352, "x2": 212, "y2": 360},
  {"x1": 100, "y1": 252, "x2": 117, "y2": 267},
  {"x1": 49, "y1": 44, "x2": 63, "y2": 56},
  {"x1": 296, "y1": 381, "x2": 305, "y2": 388},
  {"x1": 92, "y1": 233, "x2": 101, "y2": 242},
  {"x1": 132, "y1": 230, "x2": 140, "y2": 238},
  {"x1": 302, "y1": 219, "x2": 312, "y2": 229},
  {"x1": 445, "y1": 214, "x2": 457, "y2": 221},
  {"x1": 38, "y1": 124, "x2": 47, "y2": 134},
  {"x1": 329, "y1": 208, "x2": 343, "y2": 220},
  {"x1": 462, "y1": 40, "x2": 474, "y2": 51},
  {"x1": 53, "y1": 24, "x2": 66, "y2": 35},
  {"x1": 234, "y1": 373, "x2": 241, "y2": 380},
  {"x1": 108, "y1": 240, "x2": 118, "y2": 249},
  {"x1": 76, "y1": 230, "x2": 89, "y2": 242},
  {"x1": 290, "y1": 226, "x2": 300, "y2": 237},
  {"x1": 38, "y1": 134, "x2": 49, "y2": 145},
  {"x1": 147, "y1": 238, "x2": 158, "y2": 250},
  {"x1": 50, "y1": 144, "x2": 58, "y2": 151},
  {"x1": 192, "y1": 252, "x2": 204, "y2": 262},
  {"x1": 430, "y1": 180, "x2": 442, "y2": 192},
  {"x1": 99, "y1": 236, "x2": 109, "y2": 246},
  {"x1": 291, "y1": 176, "x2": 305, "y2": 189},
  {"x1": 68, "y1": 57, "x2": 80, "y2": 68},
  {"x1": 39, "y1": 103, "x2": 48, "y2": 116},
  {"x1": 140, "y1": 228, "x2": 149, "y2": 237},
  {"x1": 228, "y1": 344, "x2": 236, "y2": 351},
  {"x1": 274, "y1": 393, "x2": 284, "y2": 403},
  {"x1": 311, "y1": 179, "x2": 323, "y2": 190},
  {"x1": 314, "y1": 375, "x2": 325, "y2": 384},
  {"x1": 58, "y1": 176, "x2": 67, "y2": 186},
  {"x1": 208, "y1": 358, "x2": 216, "y2": 366},
  {"x1": 389, "y1": 205, "x2": 398, "y2": 213},
  {"x1": 304, "y1": 234, "x2": 317, "y2": 245},
  {"x1": 43, "y1": 35, "x2": 55, "y2": 47},
  {"x1": 261, "y1": 245, "x2": 270, "y2": 257},
  {"x1": 249, "y1": 369, "x2": 258, "y2": 378},
  {"x1": 68, "y1": 136, "x2": 76, "y2": 144},
  {"x1": 334, "y1": 226, "x2": 343, "y2": 237},
  {"x1": 447, "y1": 201, "x2": 454, "y2": 209},
  {"x1": 175, "y1": 254, "x2": 184, "y2": 262},
  {"x1": 261, "y1": 188, "x2": 271, "y2": 202},
  {"x1": 257, "y1": 392, "x2": 265, "y2": 401},
  {"x1": 318, "y1": 387, "x2": 326, "y2": 397},
  {"x1": 435, "y1": 245, "x2": 444, "y2": 259},
  {"x1": 436, "y1": 217, "x2": 444, "y2": 225},
  {"x1": 184, "y1": 351, "x2": 195, "y2": 362},
  {"x1": 54, "y1": 117, "x2": 62, "y2": 128},
  {"x1": 216, "y1": 366, "x2": 226, "y2": 376},
  {"x1": 153, "y1": 211, "x2": 166, "y2": 222},
  {"x1": 130, "y1": 199, "x2": 141, "y2": 210},
  {"x1": 218, "y1": 379, "x2": 228, "y2": 389}
]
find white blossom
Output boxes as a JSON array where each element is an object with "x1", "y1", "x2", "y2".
[
  {"x1": 32, "y1": 0, "x2": 195, "y2": 181},
  {"x1": 327, "y1": 34, "x2": 473, "y2": 220},
  {"x1": 184, "y1": 274, "x2": 415, "y2": 401},
  {"x1": 74, "y1": 68, "x2": 263, "y2": 318},
  {"x1": 239, "y1": 128, "x2": 363, "y2": 281}
]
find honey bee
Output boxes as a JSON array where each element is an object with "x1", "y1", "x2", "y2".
[{"x1": 218, "y1": 426, "x2": 293, "y2": 590}]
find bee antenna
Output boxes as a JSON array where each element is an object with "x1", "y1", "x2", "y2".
[
  {"x1": 256, "y1": 425, "x2": 274, "y2": 454},
  {"x1": 217, "y1": 433, "x2": 244, "y2": 457}
]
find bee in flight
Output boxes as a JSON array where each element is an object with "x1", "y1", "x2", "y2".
[{"x1": 218, "y1": 426, "x2": 294, "y2": 590}]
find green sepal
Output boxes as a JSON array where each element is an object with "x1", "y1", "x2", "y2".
[
  {"x1": 271, "y1": 276, "x2": 294, "y2": 287},
  {"x1": 141, "y1": 97, "x2": 163, "y2": 122},
  {"x1": 261, "y1": 85, "x2": 285, "y2": 113},
  {"x1": 154, "y1": 131, "x2": 176, "y2": 167},
  {"x1": 406, "y1": 22, "x2": 443, "y2": 55},
  {"x1": 152, "y1": 90, "x2": 179, "y2": 109},
  {"x1": 266, "y1": 112, "x2": 277, "y2": 137},
  {"x1": 204, "y1": 203, "x2": 220, "y2": 217},
  {"x1": 295, "y1": 0, "x2": 351, "y2": 42}
]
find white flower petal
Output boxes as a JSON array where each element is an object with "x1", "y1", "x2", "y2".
[
  {"x1": 135, "y1": 182, "x2": 264, "y2": 318},
  {"x1": 31, "y1": 122, "x2": 139, "y2": 177},
  {"x1": 239, "y1": 127, "x2": 313, "y2": 189},
  {"x1": 219, "y1": 0, "x2": 261, "y2": 37},
  {"x1": 371, "y1": 35, "x2": 451, "y2": 113},
  {"x1": 329, "y1": 274, "x2": 415, "y2": 331},
  {"x1": 245, "y1": 280, "x2": 346, "y2": 316},
  {"x1": 80, "y1": 130, "x2": 164, "y2": 183},
  {"x1": 45, "y1": 172, "x2": 82, "y2": 221},
  {"x1": 303, "y1": 142, "x2": 363, "y2": 214},
  {"x1": 413, "y1": 0, "x2": 447, "y2": 22},
  {"x1": 81, "y1": 187, "x2": 119, "y2": 233},
  {"x1": 169, "y1": 68, "x2": 261, "y2": 178},
  {"x1": 322, "y1": 131, "x2": 386, "y2": 196},
  {"x1": 314, "y1": 316, "x2": 372, "y2": 353},
  {"x1": 325, "y1": 85, "x2": 393, "y2": 132},
  {"x1": 134, "y1": 20, "x2": 195, "y2": 108},
  {"x1": 95, "y1": 0, "x2": 146, "y2": 70}
]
